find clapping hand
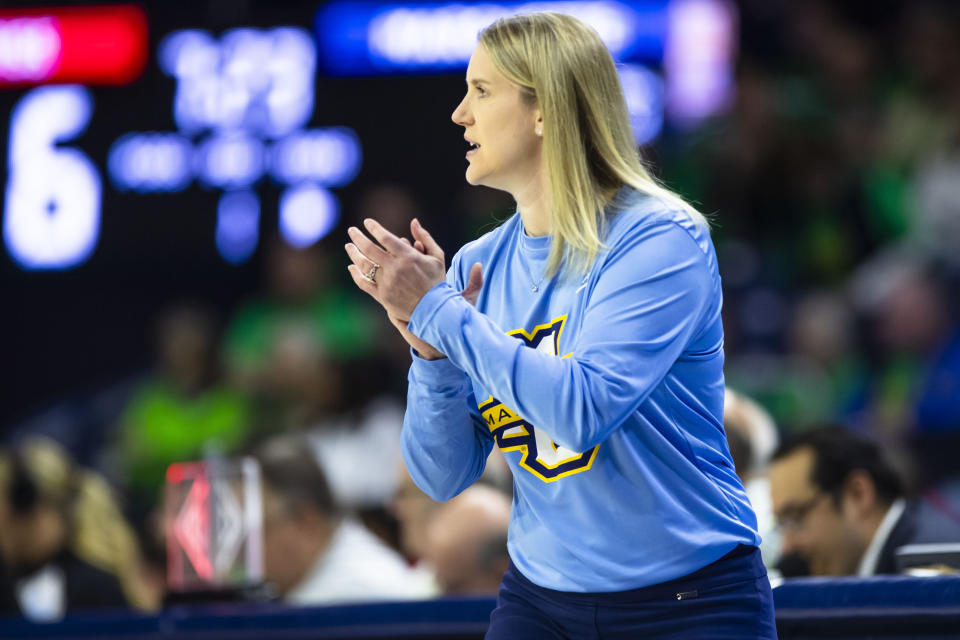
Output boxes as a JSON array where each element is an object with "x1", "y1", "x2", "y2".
[{"x1": 345, "y1": 218, "x2": 482, "y2": 360}]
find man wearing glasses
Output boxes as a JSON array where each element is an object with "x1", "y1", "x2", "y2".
[{"x1": 768, "y1": 425, "x2": 960, "y2": 576}]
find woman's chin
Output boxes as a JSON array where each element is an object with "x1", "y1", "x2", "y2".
[{"x1": 465, "y1": 169, "x2": 500, "y2": 190}]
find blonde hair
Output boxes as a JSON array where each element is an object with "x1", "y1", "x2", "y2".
[
  {"x1": 0, "y1": 438, "x2": 160, "y2": 611},
  {"x1": 479, "y1": 12, "x2": 707, "y2": 277}
]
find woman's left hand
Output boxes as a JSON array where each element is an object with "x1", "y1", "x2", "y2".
[{"x1": 345, "y1": 218, "x2": 447, "y2": 322}]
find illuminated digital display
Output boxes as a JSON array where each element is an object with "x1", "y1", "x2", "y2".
[
  {"x1": 0, "y1": 2, "x2": 742, "y2": 437},
  {"x1": 4, "y1": 85, "x2": 101, "y2": 270},
  {"x1": 118, "y1": 25, "x2": 362, "y2": 265},
  {"x1": 315, "y1": 1, "x2": 670, "y2": 75},
  {"x1": 157, "y1": 27, "x2": 316, "y2": 138},
  {"x1": 0, "y1": 5, "x2": 147, "y2": 87},
  {"x1": 664, "y1": 0, "x2": 736, "y2": 124},
  {"x1": 3, "y1": 22, "x2": 363, "y2": 270},
  {"x1": 313, "y1": 0, "x2": 736, "y2": 131},
  {"x1": 108, "y1": 132, "x2": 193, "y2": 193},
  {"x1": 1, "y1": 0, "x2": 733, "y2": 272},
  {"x1": 216, "y1": 190, "x2": 261, "y2": 265},
  {"x1": 619, "y1": 64, "x2": 664, "y2": 145}
]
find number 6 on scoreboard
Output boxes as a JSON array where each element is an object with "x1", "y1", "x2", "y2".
[{"x1": 4, "y1": 86, "x2": 101, "y2": 270}]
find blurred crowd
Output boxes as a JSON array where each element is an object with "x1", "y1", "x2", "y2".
[
  {"x1": 672, "y1": 0, "x2": 960, "y2": 476},
  {"x1": 0, "y1": 184, "x2": 515, "y2": 620},
  {"x1": 3, "y1": 0, "x2": 960, "y2": 622}
]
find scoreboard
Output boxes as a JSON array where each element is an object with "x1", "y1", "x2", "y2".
[{"x1": 0, "y1": 0, "x2": 735, "y2": 426}]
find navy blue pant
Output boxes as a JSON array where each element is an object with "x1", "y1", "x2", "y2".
[{"x1": 486, "y1": 545, "x2": 777, "y2": 639}]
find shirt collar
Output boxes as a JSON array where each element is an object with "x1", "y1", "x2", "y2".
[{"x1": 857, "y1": 498, "x2": 906, "y2": 576}]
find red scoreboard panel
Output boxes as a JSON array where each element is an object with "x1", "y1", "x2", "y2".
[{"x1": 0, "y1": 5, "x2": 147, "y2": 88}]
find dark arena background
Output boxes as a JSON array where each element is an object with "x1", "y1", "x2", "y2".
[{"x1": 1, "y1": 1, "x2": 959, "y2": 638}]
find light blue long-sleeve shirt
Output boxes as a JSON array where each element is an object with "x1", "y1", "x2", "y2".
[{"x1": 402, "y1": 188, "x2": 760, "y2": 592}]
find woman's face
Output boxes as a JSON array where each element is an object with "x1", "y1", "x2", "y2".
[{"x1": 451, "y1": 45, "x2": 542, "y2": 195}]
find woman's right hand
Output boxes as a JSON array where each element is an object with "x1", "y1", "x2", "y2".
[{"x1": 390, "y1": 222, "x2": 484, "y2": 361}]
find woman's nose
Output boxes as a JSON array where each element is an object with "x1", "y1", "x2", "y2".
[{"x1": 451, "y1": 95, "x2": 471, "y2": 126}]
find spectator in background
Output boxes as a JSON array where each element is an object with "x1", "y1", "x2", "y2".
[
  {"x1": 391, "y1": 454, "x2": 513, "y2": 595},
  {"x1": 390, "y1": 464, "x2": 440, "y2": 563},
  {"x1": 254, "y1": 323, "x2": 343, "y2": 433},
  {"x1": 768, "y1": 425, "x2": 960, "y2": 577},
  {"x1": 256, "y1": 438, "x2": 432, "y2": 605},
  {"x1": 724, "y1": 389, "x2": 780, "y2": 570},
  {"x1": 223, "y1": 237, "x2": 378, "y2": 395},
  {"x1": 0, "y1": 438, "x2": 157, "y2": 621},
  {"x1": 725, "y1": 390, "x2": 779, "y2": 485},
  {"x1": 388, "y1": 465, "x2": 441, "y2": 596},
  {"x1": 787, "y1": 289, "x2": 864, "y2": 421},
  {"x1": 115, "y1": 305, "x2": 250, "y2": 519},
  {"x1": 911, "y1": 145, "x2": 960, "y2": 267},
  {"x1": 869, "y1": 1, "x2": 960, "y2": 246},
  {"x1": 224, "y1": 220, "x2": 413, "y2": 527},
  {"x1": 249, "y1": 321, "x2": 407, "y2": 542},
  {"x1": 848, "y1": 252, "x2": 960, "y2": 471},
  {"x1": 423, "y1": 485, "x2": 511, "y2": 596}
]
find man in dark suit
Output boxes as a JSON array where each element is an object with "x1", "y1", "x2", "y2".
[{"x1": 768, "y1": 425, "x2": 960, "y2": 576}]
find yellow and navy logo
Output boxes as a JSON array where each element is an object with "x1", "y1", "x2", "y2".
[{"x1": 478, "y1": 315, "x2": 599, "y2": 482}]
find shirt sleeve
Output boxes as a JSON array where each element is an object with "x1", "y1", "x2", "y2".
[
  {"x1": 407, "y1": 219, "x2": 714, "y2": 454},
  {"x1": 400, "y1": 250, "x2": 494, "y2": 502}
]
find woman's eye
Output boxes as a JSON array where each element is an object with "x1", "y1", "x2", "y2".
[{"x1": 476, "y1": 87, "x2": 487, "y2": 97}]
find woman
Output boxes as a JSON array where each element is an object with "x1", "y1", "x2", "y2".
[{"x1": 344, "y1": 12, "x2": 776, "y2": 639}]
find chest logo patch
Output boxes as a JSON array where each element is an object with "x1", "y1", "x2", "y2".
[{"x1": 478, "y1": 315, "x2": 599, "y2": 482}]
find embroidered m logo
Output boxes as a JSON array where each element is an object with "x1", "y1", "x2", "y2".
[{"x1": 479, "y1": 315, "x2": 598, "y2": 482}]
